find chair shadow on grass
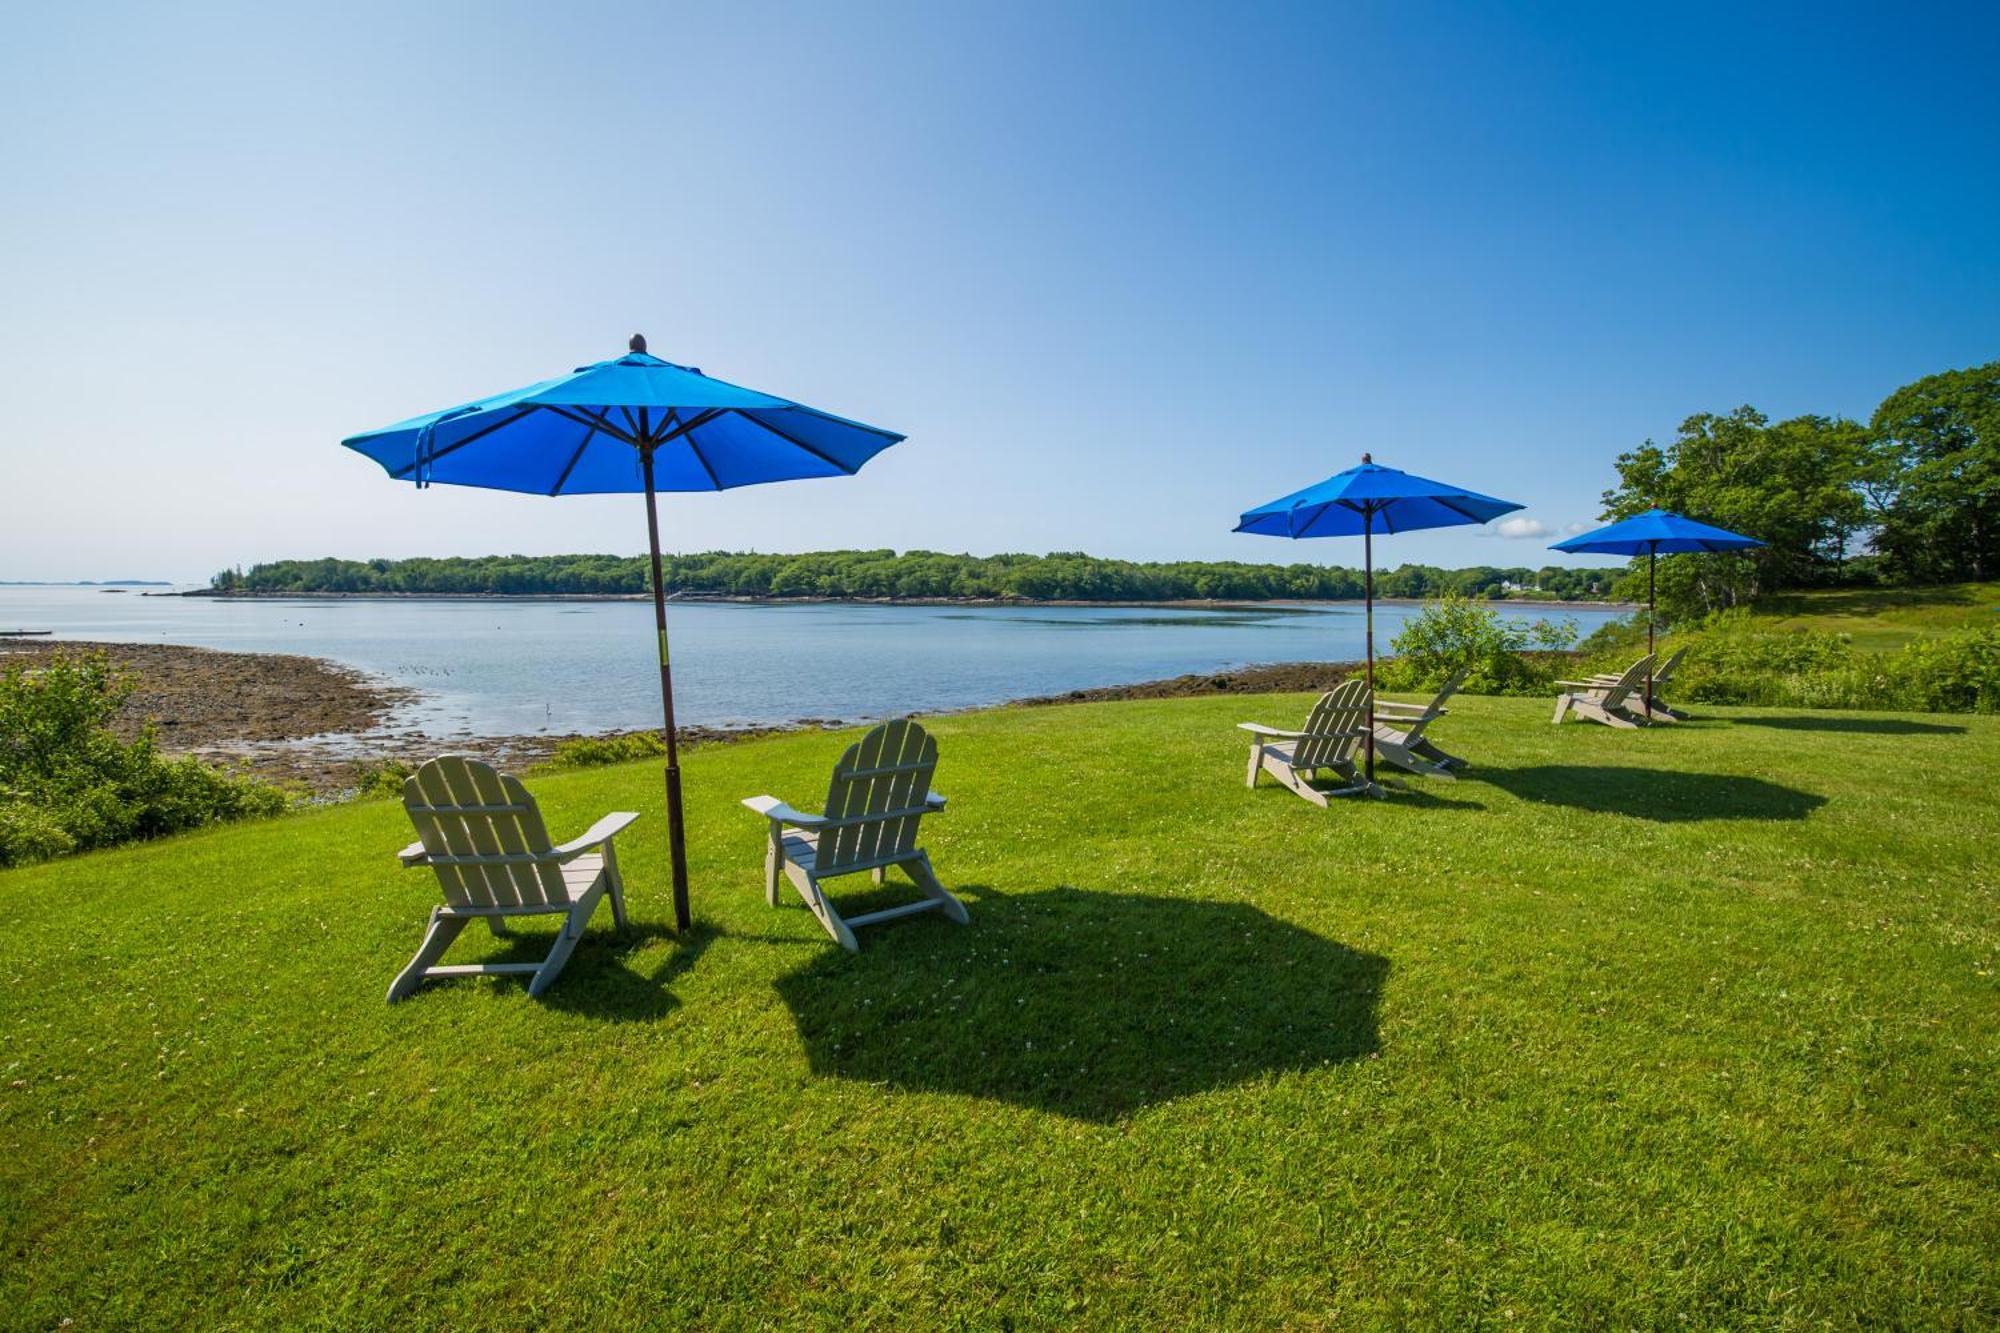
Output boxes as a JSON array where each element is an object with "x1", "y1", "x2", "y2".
[
  {"x1": 1472, "y1": 765, "x2": 1826, "y2": 822},
  {"x1": 773, "y1": 885, "x2": 1386, "y2": 1122},
  {"x1": 441, "y1": 920, "x2": 716, "y2": 1021},
  {"x1": 1727, "y1": 714, "x2": 1967, "y2": 736}
]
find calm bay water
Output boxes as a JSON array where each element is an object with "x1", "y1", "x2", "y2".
[{"x1": 2, "y1": 587, "x2": 1623, "y2": 738}]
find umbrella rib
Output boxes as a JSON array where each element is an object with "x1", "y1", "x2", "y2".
[
  {"x1": 775, "y1": 402, "x2": 906, "y2": 444},
  {"x1": 537, "y1": 404, "x2": 639, "y2": 444},
  {"x1": 547, "y1": 415, "x2": 605, "y2": 495},
  {"x1": 742, "y1": 410, "x2": 863, "y2": 474},
  {"x1": 679, "y1": 418, "x2": 727, "y2": 491},
  {"x1": 651, "y1": 408, "x2": 725, "y2": 445},
  {"x1": 389, "y1": 406, "x2": 537, "y2": 478}
]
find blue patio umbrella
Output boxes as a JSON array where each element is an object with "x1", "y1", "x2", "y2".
[
  {"x1": 344, "y1": 336, "x2": 906, "y2": 931},
  {"x1": 1550, "y1": 508, "x2": 1763, "y2": 718},
  {"x1": 1236, "y1": 454, "x2": 1523, "y2": 782}
]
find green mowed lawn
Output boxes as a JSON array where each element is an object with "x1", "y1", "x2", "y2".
[{"x1": 4, "y1": 695, "x2": 1997, "y2": 1327}]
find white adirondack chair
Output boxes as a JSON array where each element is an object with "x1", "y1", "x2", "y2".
[
  {"x1": 1552, "y1": 653, "x2": 1657, "y2": 728},
  {"x1": 1372, "y1": 669, "x2": 1469, "y2": 779},
  {"x1": 1588, "y1": 646, "x2": 1689, "y2": 721},
  {"x1": 1238, "y1": 678, "x2": 1383, "y2": 805},
  {"x1": 388, "y1": 755, "x2": 637, "y2": 1002},
  {"x1": 742, "y1": 718, "x2": 968, "y2": 952}
]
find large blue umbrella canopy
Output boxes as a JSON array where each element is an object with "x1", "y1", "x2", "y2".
[
  {"x1": 1235, "y1": 456, "x2": 1523, "y2": 539},
  {"x1": 343, "y1": 345, "x2": 903, "y2": 495},
  {"x1": 342, "y1": 336, "x2": 906, "y2": 931},
  {"x1": 1236, "y1": 455, "x2": 1523, "y2": 783},
  {"x1": 1550, "y1": 508, "x2": 1763, "y2": 719},
  {"x1": 1549, "y1": 508, "x2": 1764, "y2": 557}
]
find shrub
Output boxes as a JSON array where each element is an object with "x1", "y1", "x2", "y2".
[
  {"x1": 1376, "y1": 594, "x2": 1579, "y2": 696},
  {"x1": 351, "y1": 758, "x2": 414, "y2": 800},
  {"x1": 0, "y1": 651, "x2": 287, "y2": 867},
  {"x1": 1883, "y1": 627, "x2": 2000, "y2": 713},
  {"x1": 546, "y1": 731, "x2": 669, "y2": 769}
]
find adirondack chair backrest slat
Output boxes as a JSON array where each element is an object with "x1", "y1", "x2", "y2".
[
  {"x1": 1599, "y1": 654, "x2": 1657, "y2": 708},
  {"x1": 1292, "y1": 679, "x2": 1370, "y2": 770},
  {"x1": 405, "y1": 756, "x2": 566, "y2": 907},
  {"x1": 1651, "y1": 647, "x2": 1687, "y2": 689},
  {"x1": 818, "y1": 719, "x2": 937, "y2": 873}
]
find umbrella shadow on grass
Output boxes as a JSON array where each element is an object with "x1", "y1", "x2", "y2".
[
  {"x1": 447, "y1": 920, "x2": 714, "y2": 1021},
  {"x1": 1727, "y1": 714, "x2": 1967, "y2": 736},
  {"x1": 773, "y1": 885, "x2": 1386, "y2": 1122},
  {"x1": 1472, "y1": 765, "x2": 1826, "y2": 822}
]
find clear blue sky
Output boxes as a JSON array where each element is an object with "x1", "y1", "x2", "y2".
[{"x1": 2, "y1": 1, "x2": 1995, "y2": 582}]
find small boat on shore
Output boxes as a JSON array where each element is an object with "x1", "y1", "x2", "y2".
[{"x1": 1, "y1": 629, "x2": 55, "y2": 637}]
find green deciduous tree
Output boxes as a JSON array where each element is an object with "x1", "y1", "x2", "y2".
[
  {"x1": 1866, "y1": 359, "x2": 2000, "y2": 583},
  {"x1": 1601, "y1": 407, "x2": 1868, "y2": 621}
]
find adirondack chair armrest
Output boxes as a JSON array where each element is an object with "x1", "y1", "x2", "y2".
[
  {"x1": 1237, "y1": 723, "x2": 1306, "y2": 738},
  {"x1": 741, "y1": 795, "x2": 825, "y2": 827},
  {"x1": 1373, "y1": 700, "x2": 1440, "y2": 717},
  {"x1": 552, "y1": 810, "x2": 642, "y2": 859},
  {"x1": 1553, "y1": 680, "x2": 1604, "y2": 689},
  {"x1": 397, "y1": 840, "x2": 430, "y2": 867}
]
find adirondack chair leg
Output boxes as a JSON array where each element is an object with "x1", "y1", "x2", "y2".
[
  {"x1": 1328, "y1": 762, "x2": 1385, "y2": 799},
  {"x1": 528, "y1": 883, "x2": 605, "y2": 998},
  {"x1": 1274, "y1": 763, "x2": 1330, "y2": 808},
  {"x1": 1245, "y1": 743, "x2": 1264, "y2": 789},
  {"x1": 1413, "y1": 738, "x2": 1469, "y2": 770},
  {"x1": 1552, "y1": 694, "x2": 1573, "y2": 724},
  {"x1": 763, "y1": 822, "x2": 783, "y2": 908},
  {"x1": 787, "y1": 864, "x2": 860, "y2": 952},
  {"x1": 905, "y1": 851, "x2": 970, "y2": 925},
  {"x1": 870, "y1": 866, "x2": 887, "y2": 886},
  {"x1": 1580, "y1": 702, "x2": 1640, "y2": 729},
  {"x1": 1377, "y1": 740, "x2": 1454, "y2": 780},
  {"x1": 388, "y1": 909, "x2": 472, "y2": 1003},
  {"x1": 601, "y1": 839, "x2": 630, "y2": 931},
  {"x1": 485, "y1": 916, "x2": 510, "y2": 937}
]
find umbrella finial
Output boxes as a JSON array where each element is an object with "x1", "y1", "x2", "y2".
[
  {"x1": 1361, "y1": 452, "x2": 1372, "y2": 464},
  {"x1": 629, "y1": 333, "x2": 648, "y2": 354}
]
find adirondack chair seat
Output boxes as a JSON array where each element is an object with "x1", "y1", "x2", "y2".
[
  {"x1": 744, "y1": 718, "x2": 967, "y2": 951},
  {"x1": 411, "y1": 852, "x2": 608, "y2": 916},
  {"x1": 387, "y1": 756, "x2": 637, "y2": 1002}
]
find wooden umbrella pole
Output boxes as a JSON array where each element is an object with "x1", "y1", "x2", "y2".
[
  {"x1": 641, "y1": 446, "x2": 693, "y2": 933},
  {"x1": 1363, "y1": 509, "x2": 1376, "y2": 783},
  {"x1": 1645, "y1": 542, "x2": 1656, "y2": 721}
]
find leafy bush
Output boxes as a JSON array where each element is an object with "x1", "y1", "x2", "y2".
[
  {"x1": 0, "y1": 651, "x2": 287, "y2": 867},
  {"x1": 351, "y1": 758, "x2": 414, "y2": 800},
  {"x1": 1882, "y1": 627, "x2": 2000, "y2": 713},
  {"x1": 546, "y1": 731, "x2": 669, "y2": 769},
  {"x1": 1376, "y1": 594, "x2": 1580, "y2": 696}
]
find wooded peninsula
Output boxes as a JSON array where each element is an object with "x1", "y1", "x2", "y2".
[{"x1": 206, "y1": 551, "x2": 1617, "y2": 602}]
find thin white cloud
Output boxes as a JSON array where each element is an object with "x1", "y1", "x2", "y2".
[
  {"x1": 1492, "y1": 516, "x2": 1554, "y2": 540},
  {"x1": 1562, "y1": 520, "x2": 1593, "y2": 535}
]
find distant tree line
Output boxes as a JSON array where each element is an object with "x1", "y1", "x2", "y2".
[
  {"x1": 1601, "y1": 358, "x2": 1998, "y2": 618},
  {"x1": 210, "y1": 551, "x2": 1617, "y2": 603}
]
